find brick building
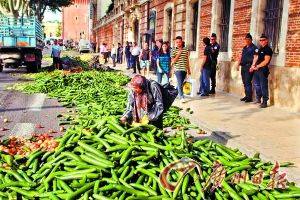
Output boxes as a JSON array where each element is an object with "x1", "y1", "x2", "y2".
[
  {"x1": 62, "y1": 0, "x2": 93, "y2": 42},
  {"x1": 93, "y1": 0, "x2": 300, "y2": 112}
]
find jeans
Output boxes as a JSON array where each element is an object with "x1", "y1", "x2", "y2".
[
  {"x1": 210, "y1": 60, "x2": 217, "y2": 91},
  {"x1": 151, "y1": 58, "x2": 157, "y2": 73},
  {"x1": 126, "y1": 55, "x2": 131, "y2": 68},
  {"x1": 241, "y1": 65, "x2": 253, "y2": 99},
  {"x1": 111, "y1": 54, "x2": 116, "y2": 67},
  {"x1": 254, "y1": 67, "x2": 269, "y2": 102},
  {"x1": 199, "y1": 68, "x2": 211, "y2": 95},
  {"x1": 175, "y1": 71, "x2": 187, "y2": 98},
  {"x1": 132, "y1": 55, "x2": 141, "y2": 73},
  {"x1": 118, "y1": 53, "x2": 123, "y2": 64},
  {"x1": 157, "y1": 72, "x2": 169, "y2": 85}
]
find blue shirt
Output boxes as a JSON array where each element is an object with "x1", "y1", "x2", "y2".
[
  {"x1": 158, "y1": 52, "x2": 171, "y2": 73},
  {"x1": 152, "y1": 45, "x2": 159, "y2": 60},
  {"x1": 52, "y1": 45, "x2": 61, "y2": 58},
  {"x1": 241, "y1": 43, "x2": 257, "y2": 66}
]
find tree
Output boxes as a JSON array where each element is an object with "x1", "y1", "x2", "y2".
[
  {"x1": 56, "y1": 22, "x2": 62, "y2": 37},
  {"x1": 0, "y1": 0, "x2": 73, "y2": 21},
  {"x1": 106, "y1": 0, "x2": 114, "y2": 14},
  {"x1": 0, "y1": 0, "x2": 31, "y2": 18},
  {"x1": 29, "y1": 0, "x2": 73, "y2": 21}
]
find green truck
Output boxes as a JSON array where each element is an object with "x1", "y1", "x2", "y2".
[{"x1": 0, "y1": 17, "x2": 43, "y2": 72}]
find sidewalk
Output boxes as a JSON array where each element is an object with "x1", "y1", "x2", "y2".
[{"x1": 114, "y1": 62, "x2": 300, "y2": 185}]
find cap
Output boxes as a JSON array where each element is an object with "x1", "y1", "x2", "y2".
[
  {"x1": 211, "y1": 33, "x2": 217, "y2": 38},
  {"x1": 260, "y1": 34, "x2": 268, "y2": 39},
  {"x1": 245, "y1": 33, "x2": 252, "y2": 40}
]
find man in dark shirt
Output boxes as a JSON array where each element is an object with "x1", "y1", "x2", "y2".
[
  {"x1": 210, "y1": 33, "x2": 220, "y2": 94},
  {"x1": 250, "y1": 34, "x2": 273, "y2": 108},
  {"x1": 125, "y1": 41, "x2": 131, "y2": 69},
  {"x1": 237, "y1": 33, "x2": 257, "y2": 102},
  {"x1": 199, "y1": 37, "x2": 212, "y2": 96},
  {"x1": 151, "y1": 40, "x2": 159, "y2": 74}
]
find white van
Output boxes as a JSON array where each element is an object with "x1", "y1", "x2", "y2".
[{"x1": 78, "y1": 39, "x2": 91, "y2": 53}]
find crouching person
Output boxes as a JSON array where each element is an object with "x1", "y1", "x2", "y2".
[{"x1": 120, "y1": 75, "x2": 164, "y2": 128}]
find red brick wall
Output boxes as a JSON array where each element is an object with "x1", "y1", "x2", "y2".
[
  {"x1": 231, "y1": 0, "x2": 253, "y2": 61},
  {"x1": 62, "y1": 0, "x2": 91, "y2": 42},
  {"x1": 97, "y1": 23, "x2": 113, "y2": 50},
  {"x1": 199, "y1": 0, "x2": 212, "y2": 57},
  {"x1": 286, "y1": 0, "x2": 300, "y2": 68}
]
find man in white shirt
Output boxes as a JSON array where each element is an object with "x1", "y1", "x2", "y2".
[
  {"x1": 111, "y1": 44, "x2": 117, "y2": 67},
  {"x1": 131, "y1": 42, "x2": 141, "y2": 74},
  {"x1": 100, "y1": 43, "x2": 108, "y2": 63}
]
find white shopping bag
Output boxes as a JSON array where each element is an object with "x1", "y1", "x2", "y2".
[{"x1": 183, "y1": 78, "x2": 197, "y2": 97}]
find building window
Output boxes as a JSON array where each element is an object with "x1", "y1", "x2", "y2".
[
  {"x1": 149, "y1": 10, "x2": 156, "y2": 41},
  {"x1": 219, "y1": 0, "x2": 231, "y2": 52},
  {"x1": 191, "y1": 2, "x2": 199, "y2": 51},
  {"x1": 263, "y1": 0, "x2": 283, "y2": 53},
  {"x1": 75, "y1": 16, "x2": 78, "y2": 21},
  {"x1": 166, "y1": 9, "x2": 172, "y2": 43}
]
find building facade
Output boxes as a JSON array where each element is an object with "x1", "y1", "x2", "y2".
[
  {"x1": 93, "y1": 0, "x2": 300, "y2": 113},
  {"x1": 43, "y1": 21, "x2": 61, "y2": 38},
  {"x1": 62, "y1": 0, "x2": 93, "y2": 42}
]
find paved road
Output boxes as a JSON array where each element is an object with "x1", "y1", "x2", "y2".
[{"x1": 0, "y1": 68, "x2": 67, "y2": 140}]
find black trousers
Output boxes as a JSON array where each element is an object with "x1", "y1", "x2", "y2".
[
  {"x1": 254, "y1": 67, "x2": 269, "y2": 102},
  {"x1": 241, "y1": 65, "x2": 254, "y2": 99},
  {"x1": 132, "y1": 55, "x2": 141, "y2": 73},
  {"x1": 210, "y1": 60, "x2": 217, "y2": 90}
]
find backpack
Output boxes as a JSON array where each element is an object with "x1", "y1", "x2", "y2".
[{"x1": 150, "y1": 80, "x2": 178, "y2": 112}]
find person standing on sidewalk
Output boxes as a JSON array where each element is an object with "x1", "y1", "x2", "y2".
[
  {"x1": 237, "y1": 33, "x2": 257, "y2": 103},
  {"x1": 125, "y1": 41, "x2": 131, "y2": 69},
  {"x1": 111, "y1": 44, "x2": 117, "y2": 67},
  {"x1": 151, "y1": 40, "x2": 159, "y2": 74},
  {"x1": 51, "y1": 39, "x2": 62, "y2": 70},
  {"x1": 250, "y1": 34, "x2": 273, "y2": 108},
  {"x1": 210, "y1": 33, "x2": 220, "y2": 94},
  {"x1": 199, "y1": 37, "x2": 212, "y2": 96},
  {"x1": 171, "y1": 36, "x2": 191, "y2": 103},
  {"x1": 157, "y1": 42, "x2": 171, "y2": 85},
  {"x1": 131, "y1": 42, "x2": 141, "y2": 74},
  {"x1": 117, "y1": 43, "x2": 123, "y2": 64},
  {"x1": 140, "y1": 43, "x2": 151, "y2": 77}
]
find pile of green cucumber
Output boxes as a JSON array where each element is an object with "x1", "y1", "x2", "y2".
[{"x1": 2, "y1": 69, "x2": 298, "y2": 199}]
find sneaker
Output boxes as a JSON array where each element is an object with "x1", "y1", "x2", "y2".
[
  {"x1": 244, "y1": 98, "x2": 253, "y2": 103},
  {"x1": 200, "y1": 94, "x2": 209, "y2": 97},
  {"x1": 180, "y1": 98, "x2": 186, "y2": 103},
  {"x1": 197, "y1": 92, "x2": 201, "y2": 95},
  {"x1": 254, "y1": 99, "x2": 261, "y2": 104},
  {"x1": 209, "y1": 90, "x2": 216, "y2": 94},
  {"x1": 260, "y1": 101, "x2": 268, "y2": 108},
  {"x1": 240, "y1": 97, "x2": 247, "y2": 101}
]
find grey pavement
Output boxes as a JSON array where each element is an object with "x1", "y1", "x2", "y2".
[
  {"x1": 113, "y1": 61, "x2": 300, "y2": 185},
  {"x1": 0, "y1": 68, "x2": 68, "y2": 139}
]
